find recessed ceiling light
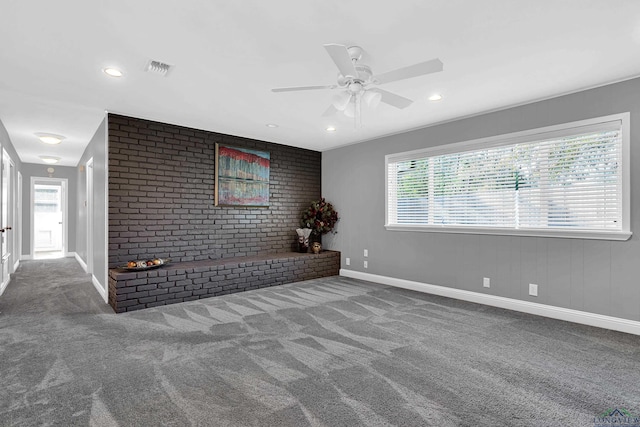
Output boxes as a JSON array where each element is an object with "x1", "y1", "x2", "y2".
[
  {"x1": 39, "y1": 156, "x2": 60, "y2": 164},
  {"x1": 428, "y1": 94, "x2": 443, "y2": 102},
  {"x1": 35, "y1": 133, "x2": 64, "y2": 144},
  {"x1": 266, "y1": 124, "x2": 278, "y2": 128},
  {"x1": 326, "y1": 126, "x2": 336, "y2": 132},
  {"x1": 103, "y1": 67, "x2": 123, "y2": 77}
]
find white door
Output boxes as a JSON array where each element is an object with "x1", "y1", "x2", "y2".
[
  {"x1": 1, "y1": 150, "x2": 11, "y2": 286},
  {"x1": 32, "y1": 178, "x2": 67, "y2": 259},
  {"x1": 7, "y1": 158, "x2": 15, "y2": 273}
]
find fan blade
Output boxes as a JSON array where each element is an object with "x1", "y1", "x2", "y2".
[
  {"x1": 324, "y1": 44, "x2": 358, "y2": 79},
  {"x1": 322, "y1": 105, "x2": 339, "y2": 117},
  {"x1": 368, "y1": 88, "x2": 413, "y2": 109},
  {"x1": 272, "y1": 85, "x2": 335, "y2": 93},
  {"x1": 373, "y1": 58, "x2": 443, "y2": 85}
]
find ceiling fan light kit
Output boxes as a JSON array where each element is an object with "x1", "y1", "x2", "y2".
[
  {"x1": 332, "y1": 91, "x2": 352, "y2": 111},
  {"x1": 363, "y1": 91, "x2": 382, "y2": 108},
  {"x1": 272, "y1": 43, "x2": 443, "y2": 128}
]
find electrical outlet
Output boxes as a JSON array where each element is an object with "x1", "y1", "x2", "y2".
[
  {"x1": 483, "y1": 277, "x2": 490, "y2": 288},
  {"x1": 529, "y1": 283, "x2": 538, "y2": 297},
  {"x1": 345, "y1": 257, "x2": 350, "y2": 266},
  {"x1": 364, "y1": 260, "x2": 368, "y2": 269},
  {"x1": 363, "y1": 249, "x2": 368, "y2": 257}
]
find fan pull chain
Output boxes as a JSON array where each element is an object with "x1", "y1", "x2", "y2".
[{"x1": 355, "y1": 92, "x2": 362, "y2": 129}]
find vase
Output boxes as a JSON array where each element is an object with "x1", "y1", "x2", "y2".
[
  {"x1": 296, "y1": 228, "x2": 312, "y2": 253},
  {"x1": 298, "y1": 237, "x2": 309, "y2": 253}
]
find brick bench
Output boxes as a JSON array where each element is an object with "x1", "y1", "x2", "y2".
[{"x1": 108, "y1": 250, "x2": 341, "y2": 313}]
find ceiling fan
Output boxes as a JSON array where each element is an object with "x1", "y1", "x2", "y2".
[{"x1": 271, "y1": 44, "x2": 443, "y2": 127}]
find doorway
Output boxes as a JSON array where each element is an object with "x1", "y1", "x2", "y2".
[
  {"x1": 1, "y1": 150, "x2": 15, "y2": 289},
  {"x1": 31, "y1": 178, "x2": 67, "y2": 260}
]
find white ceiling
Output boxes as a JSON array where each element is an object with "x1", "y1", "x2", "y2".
[{"x1": 2, "y1": 1, "x2": 640, "y2": 167}]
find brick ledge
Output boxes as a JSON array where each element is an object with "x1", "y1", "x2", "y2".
[{"x1": 108, "y1": 251, "x2": 340, "y2": 313}]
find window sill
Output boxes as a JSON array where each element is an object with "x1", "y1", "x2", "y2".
[{"x1": 384, "y1": 224, "x2": 632, "y2": 241}]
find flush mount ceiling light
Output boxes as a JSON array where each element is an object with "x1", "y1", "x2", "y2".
[
  {"x1": 265, "y1": 123, "x2": 279, "y2": 128},
  {"x1": 325, "y1": 126, "x2": 337, "y2": 132},
  {"x1": 39, "y1": 156, "x2": 60, "y2": 164},
  {"x1": 428, "y1": 93, "x2": 443, "y2": 101},
  {"x1": 103, "y1": 67, "x2": 123, "y2": 77},
  {"x1": 35, "y1": 133, "x2": 64, "y2": 144}
]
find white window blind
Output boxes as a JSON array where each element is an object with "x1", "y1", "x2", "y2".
[{"x1": 386, "y1": 113, "x2": 631, "y2": 240}]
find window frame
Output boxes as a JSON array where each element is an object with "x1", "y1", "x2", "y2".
[{"x1": 385, "y1": 113, "x2": 632, "y2": 241}]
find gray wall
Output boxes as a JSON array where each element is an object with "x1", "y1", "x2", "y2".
[
  {"x1": 21, "y1": 163, "x2": 78, "y2": 256},
  {"x1": 323, "y1": 77, "x2": 640, "y2": 322},
  {"x1": 77, "y1": 117, "x2": 107, "y2": 291},
  {"x1": 76, "y1": 150, "x2": 87, "y2": 262},
  {"x1": 0, "y1": 119, "x2": 22, "y2": 170},
  {"x1": 0, "y1": 118, "x2": 22, "y2": 271}
]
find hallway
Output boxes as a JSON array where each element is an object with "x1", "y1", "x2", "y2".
[{"x1": 0, "y1": 258, "x2": 110, "y2": 316}]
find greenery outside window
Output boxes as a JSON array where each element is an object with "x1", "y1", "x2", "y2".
[{"x1": 385, "y1": 113, "x2": 631, "y2": 240}]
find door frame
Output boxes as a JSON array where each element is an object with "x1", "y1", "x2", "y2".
[
  {"x1": 86, "y1": 158, "x2": 93, "y2": 274},
  {"x1": 8, "y1": 158, "x2": 15, "y2": 273},
  {"x1": 30, "y1": 177, "x2": 68, "y2": 259},
  {"x1": 15, "y1": 171, "x2": 21, "y2": 271},
  {"x1": 0, "y1": 150, "x2": 15, "y2": 294}
]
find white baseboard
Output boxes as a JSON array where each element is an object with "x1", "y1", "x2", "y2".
[
  {"x1": 75, "y1": 253, "x2": 88, "y2": 273},
  {"x1": 74, "y1": 255, "x2": 107, "y2": 304},
  {"x1": 0, "y1": 277, "x2": 7, "y2": 297},
  {"x1": 91, "y1": 274, "x2": 108, "y2": 303},
  {"x1": 340, "y1": 269, "x2": 640, "y2": 336},
  {"x1": 21, "y1": 253, "x2": 76, "y2": 261},
  {"x1": 13, "y1": 259, "x2": 19, "y2": 272}
]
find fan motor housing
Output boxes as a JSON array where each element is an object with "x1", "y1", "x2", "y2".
[
  {"x1": 355, "y1": 64, "x2": 373, "y2": 83},
  {"x1": 346, "y1": 45, "x2": 363, "y2": 61},
  {"x1": 338, "y1": 64, "x2": 373, "y2": 88}
]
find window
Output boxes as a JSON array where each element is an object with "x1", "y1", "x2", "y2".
[
  {"x1": 386, "y1": 113, "x2": 631, "y2": 240},
  {"x1": 34, "y1": 188, "x2": 60, "y2": 213}
]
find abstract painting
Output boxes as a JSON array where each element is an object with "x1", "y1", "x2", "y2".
[{"x1": 215, "y1": 144, "x2": 270, "y2": 206}]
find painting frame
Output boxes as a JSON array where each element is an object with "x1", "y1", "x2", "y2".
[{"x1": 215, "y1": 143, "x2": 270, "y2": 207}]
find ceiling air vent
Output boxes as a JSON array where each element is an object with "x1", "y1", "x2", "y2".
[{"x1": 145, "y1": 60, "x2": 173, "y2": 77}]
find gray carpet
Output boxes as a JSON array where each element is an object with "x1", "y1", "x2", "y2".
[{"x1": 1, "y1": 259, "x2": 640, "y2": 426}]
